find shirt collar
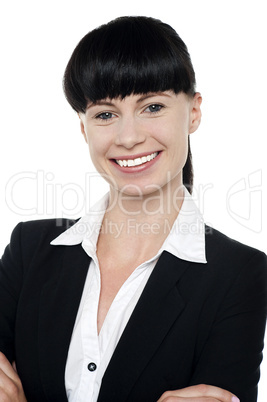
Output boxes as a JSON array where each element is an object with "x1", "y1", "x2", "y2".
[
  {"x1": 50, "y1": 187, "x2": 207, "y2": 264},
  {"x1": 160, "y1": 188, "x2": 207, "y2": 263}
]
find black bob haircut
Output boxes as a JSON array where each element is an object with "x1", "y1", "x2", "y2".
[{"x1": 63, "y1": 16, "x2": 197, "y2": 192}]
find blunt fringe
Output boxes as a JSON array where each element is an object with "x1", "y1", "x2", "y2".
[{"x1": 63, "y1": 16, "x2": 196, "y2": 192}]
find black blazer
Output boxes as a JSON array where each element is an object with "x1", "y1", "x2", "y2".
[{"x1": 0, "y1": 219, "x2": 267, "y2": 402}]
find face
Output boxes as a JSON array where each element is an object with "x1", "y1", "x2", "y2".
[{"x1": 79, "y1": 91, "x2": 202, "y2": 198}]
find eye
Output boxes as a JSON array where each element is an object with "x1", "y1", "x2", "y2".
[
  {"x1": 144, "y1": 104, "x2": 164, "y2": 114},
  {"x1": 95, "y1": 112, "x2": 115, "y2": 120}
]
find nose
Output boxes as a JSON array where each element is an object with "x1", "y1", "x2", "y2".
[{"x1": 114, "y1": 117, "x2": 146, "y2": 149}]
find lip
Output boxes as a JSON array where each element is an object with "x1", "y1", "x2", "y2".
[{"x1": 109, "y1": 151, "x2": 162, "y2": 173}]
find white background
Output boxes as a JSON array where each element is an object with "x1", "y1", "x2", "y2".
[{"x1": 0, "y1": 0, "x2": 266, "y2": 400}]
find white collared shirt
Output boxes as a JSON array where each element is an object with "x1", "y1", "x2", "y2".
[{"x1": 51, "y1": 187, "x2": 207, "y2": 402}]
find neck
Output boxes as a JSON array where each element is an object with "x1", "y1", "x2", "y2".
[
  {"x1": 104, "y1": 178, "x2": 184, "y2": 240},
  {"x1": 96, "y1": 177, "x2": 184, "y2": 265}
]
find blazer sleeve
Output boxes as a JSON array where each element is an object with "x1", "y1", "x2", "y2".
[
  {"x1": 0, "y1": 223, "x2": 24, "y2": 363},
  {"x1": 189, "y1": 250, "x2": 267, "y2": 402}
]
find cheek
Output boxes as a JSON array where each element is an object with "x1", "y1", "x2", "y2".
[
  {"x1": 156, "y1": 123, "x2": 188, "y2": 152},
  {"x1": 164, "y1": 123, "x2": 189, "y2": 169},
  {"x1": 87, "y1": 133, "x2": 110, "y2": 158},
  {"x1": 171, "y1": 136, "x2": 188, "y2": 171}
]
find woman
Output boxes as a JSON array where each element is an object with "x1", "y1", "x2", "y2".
[{"x1": 0, "y1": 16, "x2": 266, "y2": 402}]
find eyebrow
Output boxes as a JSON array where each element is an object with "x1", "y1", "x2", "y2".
[
  {"x1": 86, "y1": 92, "x2": 172, "y2": 110},
  {"x1": 136, "y1": 92, "x2": 172, "y2": 103},
  {"x1": 87, "y1": 100, "x2": 115, "y2": 110}
]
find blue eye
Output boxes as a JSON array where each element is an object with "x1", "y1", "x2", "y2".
[
  {"x1": 96, "y1": 112, "x2": 114, "y2": 120},
  {"x1": 146, "y1": 104, "x2": 163, "y2": 113}
]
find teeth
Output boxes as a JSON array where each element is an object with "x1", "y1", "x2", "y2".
[{"x1": 116, "y1": 152, "x2": 158, "y2": 167}]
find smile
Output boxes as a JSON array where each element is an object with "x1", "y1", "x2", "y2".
[{"x1": 115, "y1": 152, "x2": 159, "y2": 167}]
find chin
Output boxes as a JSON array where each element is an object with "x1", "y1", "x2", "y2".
[{"x1": 113, "y1": 181, "x2": 165, "y2": 198}]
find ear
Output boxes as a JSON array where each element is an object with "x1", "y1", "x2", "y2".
[
  {"x1": 189, "y1": 92, "x2": 202, "y2": 134},
  {"x1": 78, "y1": 113, "x2": 88, "y2": 143}
]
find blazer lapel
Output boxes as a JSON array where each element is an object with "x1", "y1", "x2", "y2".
[
  {"x1": 38, "y1": 244, "x2": 91, "y2": 401},
  {"x1": 98, "y1": 251, "x2": 190, "y2": 402}
]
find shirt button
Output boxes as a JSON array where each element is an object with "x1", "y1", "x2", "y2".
[{"x1": 88, "y1": 362, "x2": 97, "y2": 372}]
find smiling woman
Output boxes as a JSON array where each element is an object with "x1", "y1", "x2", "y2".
[
  {"x1": 79, "y1": 91, "x2": 200, "y2": 197},
  {"x1": 0, "y1": 15, "x2": 266, "y2": 402},
  {"x1": 64, "y1": 16, "x2": 196, "y2": 192}
]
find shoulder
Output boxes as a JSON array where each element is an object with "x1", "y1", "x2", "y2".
[
  {"x1": 205, "y1": 224, "x2": 267, "y2": 278},
  {"x1": 6, "y1": 218, "x2": 78, "y2": 254},
  {"x1": 1, "y1": 218, "x2": 80, "y2": 275}
]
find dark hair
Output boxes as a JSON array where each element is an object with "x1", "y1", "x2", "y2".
[{"x1": 63, "y1": 16, "x2": 196, "y2": 192}]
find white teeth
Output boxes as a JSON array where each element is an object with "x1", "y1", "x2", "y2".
[
  {"x1": 134, "y1": 157, "x2": 142, "y2": 166},
  {"x1": 116, "y1": 152, "x2": 158, "y2": 167}
]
